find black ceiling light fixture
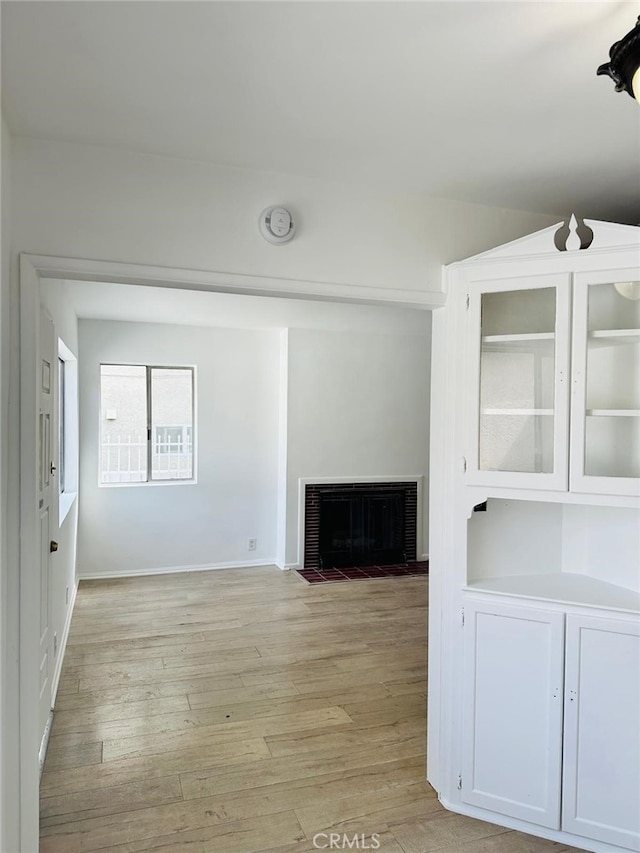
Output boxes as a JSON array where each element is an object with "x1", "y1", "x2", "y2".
[{"x1": 597, "y1": 16, "x2": 640, "y2": 103}]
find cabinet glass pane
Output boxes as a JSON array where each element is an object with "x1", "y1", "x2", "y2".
[
  {"x1": 587, "y1": 281, "x2": 640, "y2": 332},
  {"x1": 479, "y1": 288, "x2": 556, "y2": 473},
  {"x1": 480, "y1": 413, "x2": 554, "y2": 473},
  {"x1": 585, "y1": 417, "x2": 640, "y2": 478},
  {"x1": 584, "y1": 283, "x2": 640, "y2": 478},
  {"x1": 482, "y1": 289, "x2": 556, "y2": 336}
]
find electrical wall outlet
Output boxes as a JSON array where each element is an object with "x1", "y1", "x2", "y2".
[
  {"x1": 53, "y1": 633, "x2": 58, "y2": 657},
  {"x1": 248, "y1": 538, "x2": 257, "y2": 551},
  {"x1": 66, "y1": 586, "x2": 70, "y2": 606}
]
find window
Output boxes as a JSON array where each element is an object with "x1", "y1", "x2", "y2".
[
  {"x1": 58, "y1": 357, "x2": 66, "y2": 494},
  {"x1": 100, "y1": 365, "x2": 195, "y2": 484},
  {"x1": 58, "y1": 338, "x2": 79, "y2": 523}
]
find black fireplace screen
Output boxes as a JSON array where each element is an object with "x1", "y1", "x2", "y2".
[
  {"x1": 304, "y1": 481, "x2": 417, "y2": 569},
  {"x1": 318, "y1": 489, "x2": 406, "y2": 568}
]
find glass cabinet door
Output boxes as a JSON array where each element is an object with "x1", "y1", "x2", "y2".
[
  {"x1": 571, "y1": 274, "x2": 640, "y2": 496},
  {"x1": 467, "y1": 277, "x2": 571, "y2": 490}
]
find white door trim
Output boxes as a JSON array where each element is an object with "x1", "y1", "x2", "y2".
[
  {"x1": 18, "y1": 253, "x2": 41, "y2": 852},
  {"x1": 26, "y1": 253, "x2": 444, "y2": 310}
]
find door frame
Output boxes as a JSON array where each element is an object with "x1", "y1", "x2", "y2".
[{"x1": 15, "y1": 251, "x2": 443, "y2": 850}]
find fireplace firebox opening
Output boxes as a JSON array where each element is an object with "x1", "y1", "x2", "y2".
[{"x1": 304, "y1": 482, "x2": 417, "y2": 570}]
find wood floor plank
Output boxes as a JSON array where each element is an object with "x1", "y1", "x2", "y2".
[
  {"x1": 294, "y1": 780, "x2": 438, "y2": 837},
  {"x1": 43, "y1": 741, "x2": 103, "y2": 773},
  {"x1": 384, "y1": 677, "x2": 427, "y2": 697},
  {"x1": 40, "y1": 776, "x2": 183, "y2": 825},
  {"x1": 51, "y1": 696, "x2": 191, "y2": 733},
  {"x1": 64, "y1": 633, "x2": 208, "y2": 660},
  {"x1": 290, "y1": 663, "x2": 425, "y2": 694},
  {"x1": 53, "y1": 693, "x2": 362, "y2": 745},
  {"x1": 61, "y1": 658, "x2": 166, "y2": 681},
  {"x1": 56, "y1": 677, "x2": 80, "y2": 694},
  {"x1": 264, "y1": 719, "x2": 423, "y2": 758},
  {"x1": 55, "y1": 673, "x2": 245, "y2": 711},
  {"x1": 40, "y1": 738, "x2": 272, "y2": 799},
  {"x1": 390, "y1": 825, "x2": 583, "y2": 853},
  {"x1": 41, "y1": 808, "x2": 306, "y2": 853},
  {"x1": 188, "y1": 682, "x2": 390, "y2": 721},
  {"x1": 67, "y1": 618, "x2": 243, "y2": 646},
  {"x1": 342, "y1": 694, "x2": 426, "y2": 728},
  {"x1": 179, "y1": 739, "x2": 426, "y2": 800},
  {"x1": 101, "y1": 705, "x2": 353, "y2": 762},
  {"x1": 186, "y1": 681, "x2": 300, "y2": 710},
  {"x1": 389, "y1": 813, "x2": 509, "y2": 853}
]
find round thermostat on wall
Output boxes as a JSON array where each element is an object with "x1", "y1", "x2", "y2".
[{"x1": 259, "y1": 206, "x2": 296, "y2": 244}]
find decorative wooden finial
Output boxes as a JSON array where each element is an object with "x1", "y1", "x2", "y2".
[
  {"x1": 565, "y1": 215, "x2": 582, "y2": 251},
  {"x1": 554, "y1": 215, "x2": 594, "y2": 252}
]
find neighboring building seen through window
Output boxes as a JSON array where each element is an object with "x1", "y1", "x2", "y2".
[
  {"x1": 100, "y1": 364, "x2": 195, "y2": 484},
  {"x1": 155, "y1": 425, "x2": 193, "y2": 455}
]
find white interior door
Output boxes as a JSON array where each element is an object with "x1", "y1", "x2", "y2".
[
  {"x1": 563, "y1": 614, "x2": 640, "y2": 851},
  {"x1": 38, "y1": 308, "x2": 56, "y2": 743},
  {"x1": 461, "y1": 599, "x2": 564, "y2": 828}
]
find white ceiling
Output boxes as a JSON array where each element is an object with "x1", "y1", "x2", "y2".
[{"x1": 2, "y1": 1, "x2": 639, "y2": 223}]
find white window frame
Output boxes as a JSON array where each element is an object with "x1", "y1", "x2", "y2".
[{"x1": 99, "y1": 363, "x2": 197, "y2": 487}]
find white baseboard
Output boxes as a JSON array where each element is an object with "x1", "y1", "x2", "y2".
[
  {"x1": 78, "y1": 559, "x2": 278, "y2": 581},
  {"x1": 38, "y1": 711, "x2": 54, "y2": 778},
  {"x1": 51, "y1": 577, "x2": 79, "y2": 704}
]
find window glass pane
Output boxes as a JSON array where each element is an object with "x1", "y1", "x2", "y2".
[
  {"x1": 150, "y1": 368, "x2": 193, "y2": 480},
  {"x1": 100, "y1": 365, "x2": 148, "y2": 483},
  {"x1": 584, "y1": 282, "x2": 640, "y2": 478},
  {"x1": 58, "y1": 357, "x2": 66, "y2": 494}
]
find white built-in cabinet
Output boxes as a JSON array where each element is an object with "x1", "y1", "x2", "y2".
[
  {"x1": 461, "y1": 601, "x2": 640, "y2": 849},
  {"x1": 461, "y1": 601, "x2": 564, "y2": 829},
  {"x1": 429, "y1": 217, "x2": 640, "y2": 853},
  {"x1": 562, "y1": 615, "x2": 640, "y2": 851}
]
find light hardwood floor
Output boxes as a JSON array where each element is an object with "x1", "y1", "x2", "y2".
[{"x1": 40, "y1": 567, "x2": 579, "y2": 853}]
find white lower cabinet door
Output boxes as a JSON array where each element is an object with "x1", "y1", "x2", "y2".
[
  {"x1": 562, "y1": 615, "x2": 640, "y2": 851},
  {"x1": 461, "y1": 600, "x2": 564, "y2": 828}
]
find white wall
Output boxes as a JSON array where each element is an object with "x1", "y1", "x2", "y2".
[
  {"x1": 11, "y1": 137, "x2": 560, "y2": 297},
  {"x1": 77, "y1": 319, "x2": 281, "y2": 576},
  {"x1": 286, "y1": 322, "x2": 431, "y2": 566},
  {"x1": 561, "y1": 504, "x2": 640, "y2": 592}
]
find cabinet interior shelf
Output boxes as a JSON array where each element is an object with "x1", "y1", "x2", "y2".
[
  {"x1": 586, "y1": 409, "x2": 640, "y2": 417},
  {"x1": 482, "y1": 408, "x2": 553, "y2": 416},
  {"x1": 482, "y1": 333, "x2": 554, "y2": 353},
  {"x1": 588, "y1": 329, "x2": 640, "y2": 348},
  {"x1": 466, "y1": 573, "x2": 640, "y2": 614}
]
